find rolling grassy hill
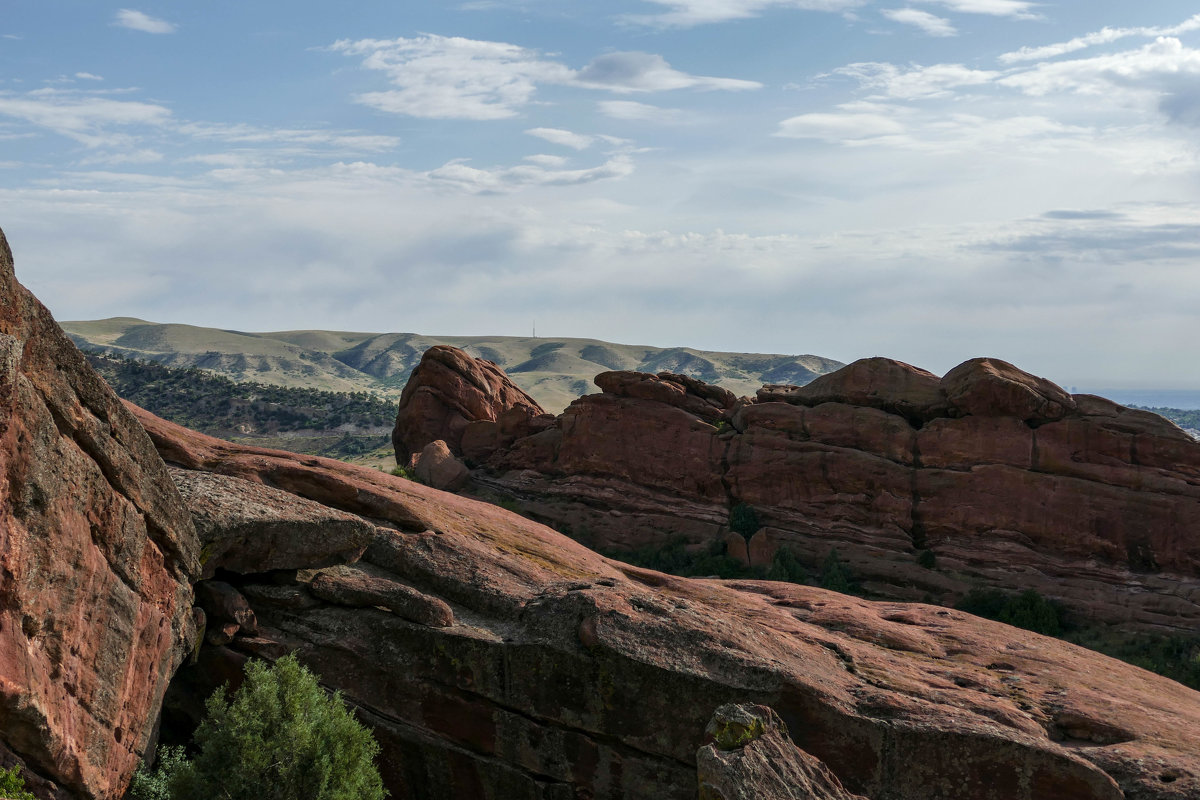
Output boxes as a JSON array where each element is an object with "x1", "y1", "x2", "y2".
[{"x1": 63, "y1": 318, "x2": 845, "y2": 412}]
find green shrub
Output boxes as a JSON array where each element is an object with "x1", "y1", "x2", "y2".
[
  {"x1": 917, "y1": 549, "x2": 936, "y2": 569},
  {"x1": 765, "y1": 547, "x2": 809, "y2": 584},
  {"x1": 128, "y1": 746, "x2": 189, "y2": 800},
  {"x1": 389, "y1": 465, "x2": 417, "y2": 481},
  {"x1": 956, "y1": 588, "x2": 1065, "y2": 637},
  {"x1": 819, "y1": 549, "x2": 860, "y2": 595},
  {"x1": 608, "y1": 538, "x2": 749, "y2": 579},
  {"x1": 999, "y1": 589, "x2": 1065, "y2": 636},
  {"x1": 607, "y1": 538, "x2": 823, "y2": 587},
  {"x1": 728, "y1": 503, "x2": 760, "y2": 539},
  {"x1": 0, "y1": 765, "x2": 35, "y2": 800},
  {"x1": 1065, "y1": 627, "x2": 1200, "y2": 690},
  {"x1": 169, "y1": 654, "x2": 385, "y2": 800}
]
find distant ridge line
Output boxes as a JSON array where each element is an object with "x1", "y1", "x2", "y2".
[{"x1": 61, "y1": 318, "x2": 844, "y2": 413}]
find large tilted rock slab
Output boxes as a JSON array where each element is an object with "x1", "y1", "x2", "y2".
[
  {"x1": 140, "y1": 408, "x2": 1200, "y2": 800},
  {"x1": 169, "y1": 467, "x2": 373, "y2": 578},
  {"x1": 0, "y1": 229, "x2": 200, "y2": 799},
  {"x1": 404, "y1": 348, "x2": 1200, "y2": 632}
]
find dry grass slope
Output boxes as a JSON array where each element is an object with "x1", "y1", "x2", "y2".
[{"x1": 63, "y1": 318, "x2": 843, "y2": 411}]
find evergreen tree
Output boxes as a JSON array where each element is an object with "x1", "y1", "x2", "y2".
[{"x1": 166, "y1": 654, "x2": 386, "y2": 800}]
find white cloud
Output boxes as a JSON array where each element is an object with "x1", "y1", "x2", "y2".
[
  {"x1": 178, "y1": 122, "x2": 400, "y2": 152},
  {"x1": 597, "y1": 100, "x2": 687, "y2": 122},
  {"x1": 183, "y1": 152, "x2": 269, "y2": 168},
  {"x1": 997, "y1": 37, "x2": 1200, "y2": 99},
  {"x1": 914, "y1": 0, "x2": 1039, "y2": 19},
  {"x1": 0, "y1": 89, "x2": 172, "y2": 147},
  {"x1": 524, "y1": 154, "x2": 568, "y2": 167},
  {"x1": 776, "y1": 110, "x2": 906, "y2": 142},
  {"x1": 329, "y1": 35, "x2": 573, "y2": 120},
  {"x1": 113, "y1": 10, "x2": 177, "y2": 34},
  {"x1": 1000, "y1": 14, "x2": 1200, "y2": 64},
  {"x1": 832, "y1": 61, "x2": 999, "y2": 99},
  {"x1": 77, "y1": 149, "x2": 164, "y2": 166},
  {"x1": 575, "y1": 52, "x2": 761, "y2": 92},
  {"x1": 525, "y1": 127, "x2": 595, "y2": 150},
  {"x1": 329, "y1": 35, "x2": 758, "y2": 119},
  {"x1": 881, "y1": 9, "x2": 956, "y2": 37},
  {"x1": 820, "y1": 34, "x2": 1200, "y2": 131},
  {"x1": 627, "y1": 0, "x2": 866, "y2": 27},
  {"x1": 74, "y1": 72, "x2": 104, "y2": 81},
  {"x1": 427, "y1": 154, "x2": 634, "y2": 192}
]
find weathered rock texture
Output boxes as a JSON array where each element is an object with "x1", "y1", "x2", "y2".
[
  {"x1": 402, "y1": 348, "x2": 1200, "y2": 633},
  {"x1": 697, "y1": 704, "x2": 867, "y2": 800},
  {"x1": 392, "y1": 344, "x2": 546, "y2": 463},
  {"x1": 139, "y1": 406, "x2": 1200, "y2": 800},
  {"x1": 0, "y1": 229, "x2": 200, "y2": 799},
  {"x1": 170, "y1": 467, "x2": 373, "y2": 579}
]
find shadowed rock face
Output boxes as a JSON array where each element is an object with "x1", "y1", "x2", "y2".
[
  {"x1": 397, "y1": 348, "x2": 1200, "y2": 633},
  {"x1": 392, "y1": 345, "x2": 546, "y2": 463},
  {"x1": 137, "y1": 406, "x2": 1200, "y2": 800},
  {"x1": 0, "y1": 229, "x2": 200, "y2": 799}
]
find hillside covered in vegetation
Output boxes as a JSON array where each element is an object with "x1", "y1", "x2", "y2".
[{"x1": 85, "y1": 352, "x2": 395, "y2": 462}]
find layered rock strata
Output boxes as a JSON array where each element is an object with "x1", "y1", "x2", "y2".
[
  {"x1": 398, "y1": 347, "x2": 1200, "y2": 633},
  {"x1": 0, "y1": 229, "x2": 200, "y2": 799},
  {"x1": 139, "y1": 406, "x2": 1200, "y2": 800}
]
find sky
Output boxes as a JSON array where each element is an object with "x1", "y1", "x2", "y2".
[{"x1": 2, "y1": 1, "x2": 1199, "y2": 389}]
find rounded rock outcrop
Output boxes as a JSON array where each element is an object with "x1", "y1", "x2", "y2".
[{"x1": 392, "y1": 345, "x2": 545, "y2": 463}]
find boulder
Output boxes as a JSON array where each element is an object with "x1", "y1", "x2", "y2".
[
  {"x1": 412, "y1": 439, "x2": 470, "y2": 491},
  {"x1": 759, "y1": 357, "x2": 947, "y2": 422},
  {"x1": 594, "y1": 370, "x2": 737, "y2": 421},
  {"x1": 392, "y1": 345, "x2": 544, "y2": 462},
  {"x1": 941, "y1": 357, "x2": 1076, "y2": 422},
  {"x1": 170, "y1": 467, "x2": 373, "y2": 579},
  {"x1": 193, "y1": 581, "x2": 256, "y2": 636},
  {"x1": 0, "y1": 228, "x2": 199, "y2": 799}
]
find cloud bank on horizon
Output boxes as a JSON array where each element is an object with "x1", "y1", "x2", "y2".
[{"x1": 1, "y1": 2, "x2": 1198, "y2": 388}]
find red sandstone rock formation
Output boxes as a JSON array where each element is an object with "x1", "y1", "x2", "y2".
[
  {"x1": 392, "y1": 344, "x2": 546, "y2": 462},
  {"x1": 0, "y1": 229, "x2": 200, "y2": 799},
  {"x1": 136, "y1": 407, "x2": 1200, "y2": 799},
  {"x1": 397, "y1": 348, "x2": 1200, "y2": 633}
]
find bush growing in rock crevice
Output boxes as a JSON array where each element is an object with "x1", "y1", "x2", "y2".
[
  {"x1": 129, "y1": 654, "x2": 385, "y2": 800},
  {"x1": 728, "y1": 503, "x2": 760, "y2": 540},
  {"x1": 0, "y1": 765, "x2": 36, "y2": 800}
]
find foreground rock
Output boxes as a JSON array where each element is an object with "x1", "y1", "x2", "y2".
[
  {"x1": 401, "y1": 347, "x2": 1200, "y2": 633},
  {"x1": 138, "y1": 406, "x2": 1200, "y2": 800},
  {"x1": 0, "y1": 229, "x2": 200, "y2": 799},
  {"x1": 170, "y1": 467, "x2": 373, "y2": 578}
]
